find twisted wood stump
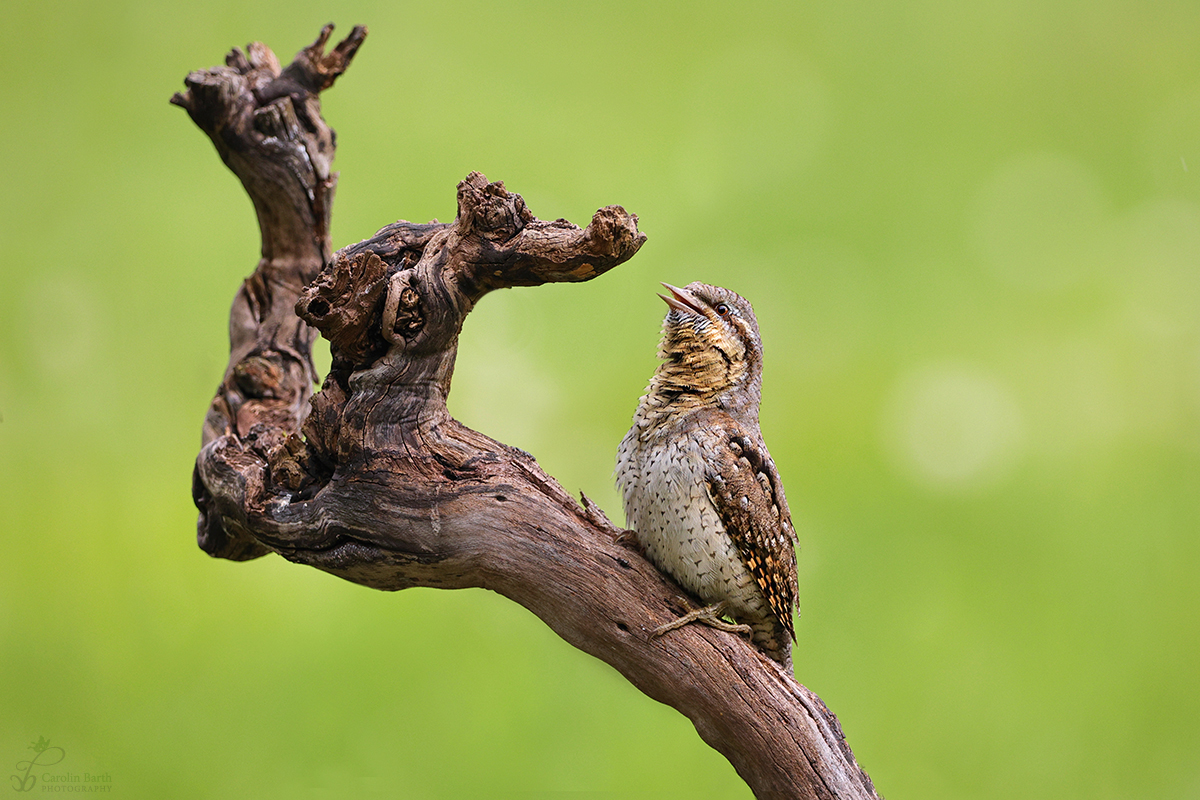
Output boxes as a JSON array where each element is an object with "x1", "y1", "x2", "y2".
[{"x1": 175, "y1": 25, "x2": 878, "y2": 800}]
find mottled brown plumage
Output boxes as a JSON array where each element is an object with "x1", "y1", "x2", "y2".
[{"x1": 617, "y1": 282, "x2": 798, "y2": 666}]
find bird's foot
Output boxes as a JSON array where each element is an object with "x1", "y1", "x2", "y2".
[{"x1": 653, "y1": 601, "x2": 752, "y2": 638}]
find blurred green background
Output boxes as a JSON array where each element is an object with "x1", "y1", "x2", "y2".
[{"x1": 3, "y1": 0, "x2": 1199, "y2": 797}]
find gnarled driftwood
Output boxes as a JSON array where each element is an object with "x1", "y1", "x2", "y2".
[{"x1": 175, "y1": 25, "x2": 878, "y2": 800}]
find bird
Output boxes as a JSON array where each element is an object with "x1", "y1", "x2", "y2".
[{"x1": 616, "y1": 281, "x2": 798, "y2": 667}]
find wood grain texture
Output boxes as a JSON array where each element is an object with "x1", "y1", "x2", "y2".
[{"x1": 178, "y1": 25, "x2": 879, "y2": 800}]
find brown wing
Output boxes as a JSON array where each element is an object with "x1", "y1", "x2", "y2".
[{"x1": 705, "y1": 422, "x2": 798, "y2": 640}]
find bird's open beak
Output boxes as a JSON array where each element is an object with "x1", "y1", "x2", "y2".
[{"x1": 658, "y1": 283, "x2": 703, "y2": 315}]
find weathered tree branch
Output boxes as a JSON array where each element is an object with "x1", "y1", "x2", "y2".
[{"x1": 177, "y1": 26, "x2": 878, "y2": 800}]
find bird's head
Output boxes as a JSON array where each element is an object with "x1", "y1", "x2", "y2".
[{"x1": 651, "y1": 281, "x2": 763, "y2": 414}]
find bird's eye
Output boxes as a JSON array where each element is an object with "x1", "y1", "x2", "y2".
[{"x1": 714, "y1": 303, "x2": 730, "y2": 317}]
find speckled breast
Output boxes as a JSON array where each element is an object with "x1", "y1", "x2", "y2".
[{"x1": 618, "y1": 427, "x2": 769, "y2": 622}]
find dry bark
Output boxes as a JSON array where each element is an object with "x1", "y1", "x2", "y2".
[{"x1": 175, "y1": 25, "x2": 879, "y2": 800}]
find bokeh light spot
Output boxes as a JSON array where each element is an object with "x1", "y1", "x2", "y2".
[{"x1": 882, "y1": 363, "x2": 1026, "y2": 490}]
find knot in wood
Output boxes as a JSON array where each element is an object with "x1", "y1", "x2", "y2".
[
  {"x1": 232, "y1": 354, "x2": 285, "y2": 399},
  {"x1": 296, "y1": 251, "x2": 390, "y2": 366},
  {"x1": 381, "y1": 270, "x2": 425, "y2": 345},
  {"x1": 456, "y1": 172, "x2": 534, "y2": 239}
]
